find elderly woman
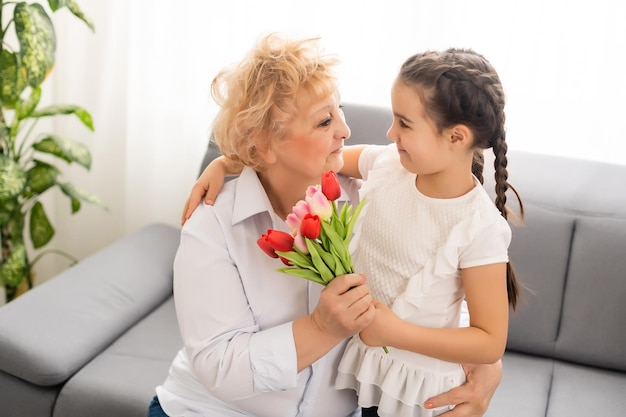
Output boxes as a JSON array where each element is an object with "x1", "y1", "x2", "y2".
[{"x1": 150, "y1": 33, "x2": 501, "y2": 417}]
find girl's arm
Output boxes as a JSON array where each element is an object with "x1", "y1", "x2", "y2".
[
  {"x1": 359, "y1": 262, "x2": 509, "y2": 364},
  {"x1": 181, "y1": 155, "x2": 242, "y2": 225},
  {"x1": 339, "y1": 145, "x2": 367, "y2": 179},
  {"x1": 182, "y1": 145, "x2": 368, "y2": 224}
]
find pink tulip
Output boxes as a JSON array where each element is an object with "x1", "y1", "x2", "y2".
[
  {"x1": 293, "y1": 233, "x2": 309, "y2": 254},
  {"x1": 292, "y1": 200, "x2": 310, "y2": 220},
  {"x1": 306, "y1": 185, "x2": 321, "y2": 198},
  {"x1": 306, "y1": 189, "x2": 332, "y2": 221},
  {"x1": 285, "y1": 213, "x2": 301, "y2": 234}
]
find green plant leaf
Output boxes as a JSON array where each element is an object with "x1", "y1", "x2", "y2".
[
  {"x1": 48, "y1": 0, "x2": 95, "y2": 31},
  {"x1": 31, "y1": 104, "x2": 94, "y2": 131},
  {"x1": 0, "y1": 156, "x2": 27, "y2": 200},
  {"x1": 58, "y1": 181, "x2": 107, "y2": 212},
  {"x1": 0, "y1": 242, "x2": 28, "y2": 288},
  {"x1": 0, "y1": 50, "x2": 28, "y2": 108},
  {"x1": 32, "y1": 134, "x2": 92, "y2": 169},
  {"x1": 0, "y1": 198, "x2": 18, "y2": 226},
  {"x1": 29, "y1": 201, "x2": 54, "y2": 248},
  {"x1": 14, "y1": 3, "x2": 56, "y2": 88},
  {"x1": 27, "y1": 160, "x2": 60, "y2": 193},
  {"x1": 17, "y1": 86, "x2": 42, "y2": 120}
]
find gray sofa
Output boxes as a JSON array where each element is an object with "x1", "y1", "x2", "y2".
[{"x1": 0, "y1": 103, "x2": 625, "y2": 417}]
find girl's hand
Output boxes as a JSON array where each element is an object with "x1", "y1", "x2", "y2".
[
  {"x1": 358, "y1": 300, "x2": 399, "y2": 347},
  {"x1": 180, "y1": 156, "x2": 237, "y2": 225},
  {"x1": 424, "y1": 361, "x2": 502, "y2": 416}
]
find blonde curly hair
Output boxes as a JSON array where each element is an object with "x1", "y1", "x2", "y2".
[{"x1": 211, "y1": 33, "x2": 339, "y2": 171}]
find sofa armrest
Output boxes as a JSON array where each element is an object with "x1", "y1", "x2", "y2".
[{"x1": 0, "y1": 223, "x2": 180, "y2": 386}]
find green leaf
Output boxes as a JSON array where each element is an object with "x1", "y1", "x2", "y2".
[
  {"x1": 0, "y1": 243, "x2": 28, "y2": 288},
  {"x1": 0, "y1": 50, "x2": 28, "y2": 107},
  {"x1": 306, "y1": 239, "x2": 334, "y2": 284},
  {"x1": 26, "y1": 160, "x2": 60, "y2": 193},
  {"x1": 29, "y1": 201, "x2": 54, "y2": 248},
  {"x1": 14, "y1": 3, "x2": 56, "y2": 88},
  {"x1": 275, "y1": 249, "x2": 314, "y2": 270},
  {"x1": 344, "y1": 198, "x2": 366, "y2": 246},
  {"x1": 321, "y1": 221, "x2": 349, "y2": 261},
  {"x1": 58, "y1": 181, "x2": 107, "y2": 212},
  {"x1": 17, "y1": 86, "x2": 42, "y2": 120},
  {"x1": 33, "y1": 135, "x2": 92, "y2": 169},
  {"x1": 66, "y1": 0, "x2": 95, "y2": 32},
  {"x1": 0, "y1": 156, "x2": 27, "y2": 200},
  {"x1": 0, "y1": 198, "x2": 17, "y2": 226},
  {"x1": 31, "y1": 104, "x2": 94, "y2": 131},
  {"x1": 48, "y1": 0, "x2": 95, "y2": 31},
  {"x1": 276, "y1": 267, "x2": 325, "y2": 286}
]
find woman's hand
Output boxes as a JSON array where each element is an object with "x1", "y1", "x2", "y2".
[
  {"x1": 294, "y1": 273, "x2": 375, "y2": 372},
  {"x1": 424, "y1": 361, "x2": 502, "y2": 416},
  {"x1": 312, "y1": 274, "x2": 376, "y2": 340}
]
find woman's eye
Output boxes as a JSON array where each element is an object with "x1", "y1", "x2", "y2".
[{"x1": 319, "y1": 117, "x2": 332, "y2": 127}]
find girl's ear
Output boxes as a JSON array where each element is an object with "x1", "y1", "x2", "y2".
[{"x1": 449, "y1": 124, "x2": 473, "y2": 148}]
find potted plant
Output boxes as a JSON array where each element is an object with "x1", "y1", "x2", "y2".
[{"x1": 0, "y1": 0, "x2": 105, "y2": 303}]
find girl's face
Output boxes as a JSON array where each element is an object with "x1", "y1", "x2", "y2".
[
  {"x1": 386, "y1": 79, "x2": 453, "y2": 176},
  {"x1": 271, "y1": 92, "x2": 350, "y2": 181}
]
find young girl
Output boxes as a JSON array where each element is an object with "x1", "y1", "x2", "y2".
[
  {"x1": 332, "y1": 48, "x2": 523, "y2": 417},
  {"x1": 185, "y1": 47, "x2": 522, "y2": 417}
]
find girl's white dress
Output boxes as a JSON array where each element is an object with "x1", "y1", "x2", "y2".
[{"x1": 335, "y1": 145, "x2": 511, "y2": 417}]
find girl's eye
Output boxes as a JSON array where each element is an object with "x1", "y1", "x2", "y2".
[{"x1": 399, "y1": 119, "x2": 409, "y2": 128}]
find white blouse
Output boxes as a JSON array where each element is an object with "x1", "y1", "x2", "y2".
[{"x1": 156, "y1": 167, "x2": 361, "y2": 417}]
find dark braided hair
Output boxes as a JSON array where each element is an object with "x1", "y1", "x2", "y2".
[{"x1": 399, "y1": 48, "x2": 524, "y2": 309}]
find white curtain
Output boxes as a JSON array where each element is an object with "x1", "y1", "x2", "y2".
[{"x1": 39, "y1": 0, "x2": 625, "y2": 282}]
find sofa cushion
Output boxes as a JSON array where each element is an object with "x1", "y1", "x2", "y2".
[
  {"x1": 486, "y1": 352, "x2": 552, "y2": 417},
  {"x1": 0, "y1": 223, "x2": 180, "y2": 386},
  {"x1": 53, "y1": 297, "x2": 182, "y2": 417},
  {"x1": 555, "y1": 215, "x2": 626, "y2": 371},
  {"x1": 546, "y1": 361, "x2": 626, "y2": 417}
]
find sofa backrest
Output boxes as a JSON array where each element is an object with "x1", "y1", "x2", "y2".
[
  {"x1": 201, "y1": 103, "x2": 626, "y2": 373},
  {"x1": 486, "y1": 151, "x2": 626, "y2": 372}
]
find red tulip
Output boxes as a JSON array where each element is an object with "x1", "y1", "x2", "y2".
[
  {"x1": 321, "y1": 171, "x2": 341, "y2": 201},
  {"x1": 257, "y1": 229, "x2": 294, "y2": 258},
  {"x1": 300, "y1": 214, "x2": 321, "y2": 239},
  {"x1": 257, "y1": 235, "x2": 279, "y2": 258},
  {"x1": 266, "y1": 229, "x2": 295, "y2": 252}
]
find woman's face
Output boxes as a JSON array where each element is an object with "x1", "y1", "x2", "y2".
[{"x1": 271, "y1": 92, "x2": 350, "y2": 181}]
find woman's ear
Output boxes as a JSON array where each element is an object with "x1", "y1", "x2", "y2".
[{"x1": 255, "y1": 136, "x2": 277, "y2": 165}]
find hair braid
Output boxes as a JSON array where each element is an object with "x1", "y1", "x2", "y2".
[{"x1": 399, "y1": 48, "x2": 525, "y2": 309}]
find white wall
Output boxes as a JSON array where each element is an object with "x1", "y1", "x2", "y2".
[{"x1": 34, "y1": 0, "x2": 626, "y2": 282}]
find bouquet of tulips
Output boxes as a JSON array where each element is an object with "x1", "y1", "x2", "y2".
[{"x1": 257, "y1": 171, "x2": 365, "y2": 286}]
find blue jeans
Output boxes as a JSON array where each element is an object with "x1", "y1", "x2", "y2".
[{"x1": 148, "y1": 396, "x2": 169, "y2": 417}]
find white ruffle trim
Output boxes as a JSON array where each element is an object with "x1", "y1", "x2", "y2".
[{"x1": 336, "y1": 336, "x2": 465, "y2": 417}]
